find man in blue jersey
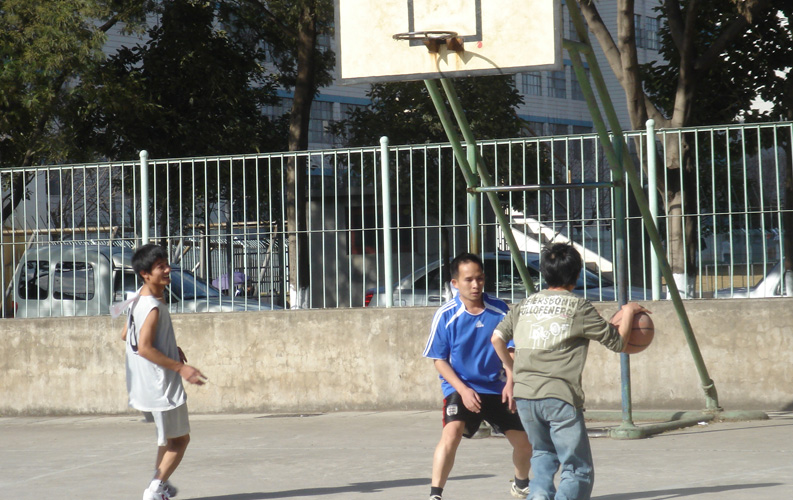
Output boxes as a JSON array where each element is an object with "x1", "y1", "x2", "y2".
[{"x1": 424, "y1": 252, "x2": 532, "y2": 500}]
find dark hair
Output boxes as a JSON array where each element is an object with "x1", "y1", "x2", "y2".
[
  {"x1": 450, "y1": 252, "x2": 484, "y2": 279},
  {"x1": 540, "y1": 243, "x2": 582, "y2": 287},
  {"x1": 132, "y1": 244, "x2": 169, "y2": 277}
]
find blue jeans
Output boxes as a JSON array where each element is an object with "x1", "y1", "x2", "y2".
[{"x1": 515, "y1": 398, "x2": 594, "y2": 500}]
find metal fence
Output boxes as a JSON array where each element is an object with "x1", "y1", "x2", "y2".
[{"x1": 2, "y1": 120, "x2": 791, "y2": 317}]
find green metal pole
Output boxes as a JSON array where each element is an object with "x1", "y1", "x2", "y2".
[
  {"x1": 565, "y1": 1, "x2": 720, "y2": 411},
  {"x1": 423, "y1": 79, "x2": 481, "y2": 252},
  {"x1": 438, "y1": 78, "x2": 536, "y2": 294},
  {"x1": 471, "y1": 181, "x2": 615, "y2": 193},
  {"x1": 468, "y1": 141, "x2": 481, "y2": 254}
]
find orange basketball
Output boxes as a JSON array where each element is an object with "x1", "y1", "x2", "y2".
[{"x1": 610, "y1": 309, "x2": 654, "y2": 354}]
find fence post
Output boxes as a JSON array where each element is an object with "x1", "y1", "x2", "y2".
[
  {"x1": 380, "y1": 137, "x2": 394, "y2": 308},
  {"x1": 646, "y1": 120, "x2": 661, "y2": 300},
  {"x1": 140, "y1": 150, "x2": 149, "y2": 245}
]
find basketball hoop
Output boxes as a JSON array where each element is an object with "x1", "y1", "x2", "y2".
[
  {"x1": 392, "y1": 30, "x2": 464, "y2": 54},
  {"x1": 337, "y1": 0, "x2": 561, "y2": 84}
]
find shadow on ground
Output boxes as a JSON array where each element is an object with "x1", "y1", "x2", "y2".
[
  {"x1": 594, "y1": 482, "x2": 782, "y2": 499},
  {"x1": 188, "y1": 474, "x2": 493, "y2": 499}
]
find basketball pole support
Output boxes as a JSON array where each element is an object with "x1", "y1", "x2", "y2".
[
  {"x1": 562, "y1": 1, "x2": 742, "y2": 436},
  {"x1": 423, "y1": 78, "x2": 537, "y2": 295},
  {"x1": 416, "y1": 1, "x2": 766, "y2": 438}
]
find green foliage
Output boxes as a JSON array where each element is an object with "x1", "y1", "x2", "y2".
[
  {"x1": 76, "y1": 0, "x2": 287, "y2": 159},
  {"x1": 330, "y1": 76, "x2": 524, "y2": 147},
  {"x1": 640, "y1": 2, "x2": 793, "y2": 126},
  {"x1": 220, "y1": 0, "x2": 336, "y2": 94},
  {"x1": 0, "y1": 0, "x2": 113, "y2": 167}
]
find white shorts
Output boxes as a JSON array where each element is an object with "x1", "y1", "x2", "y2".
[{"x1": 151, "y1": 404, "x2": 190, "y2": 446}]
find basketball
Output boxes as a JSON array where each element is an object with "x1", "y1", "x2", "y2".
[{"x1": 610, "y1": 309, "x2": 654, "y2": 354}]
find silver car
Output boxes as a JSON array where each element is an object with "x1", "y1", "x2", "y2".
[
  {"x1": 364, "y1": 251, "x2": 647, "y2": 307},
  {"x1": 713, "y1": 262, "x2": 793, "y2": 298},
  {"x1": 12, "y1": 244, "x2": 280, "y2": 317}
]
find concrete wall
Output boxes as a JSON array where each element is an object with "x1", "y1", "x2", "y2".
[{"x1": 2, "y1": 299, "x2": 792, "y2": 415}]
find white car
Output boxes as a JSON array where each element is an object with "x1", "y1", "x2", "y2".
[
  {"x1": 364, "y1": 251, "x2": 648, "y2": 307},
  {"x1": 12, "y1": 244, "x2": 280, "y2": 317},
  {"x1": 713, "y1": 262, "x2": 793, "y2": 298}
]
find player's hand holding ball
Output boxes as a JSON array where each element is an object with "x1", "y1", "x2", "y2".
[{"x1": 610, "y1": 303, "x2": 654, "y2": 354}]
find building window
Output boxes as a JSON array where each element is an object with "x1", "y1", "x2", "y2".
[
  {"x1": 634, "y1": 14, "x2": 646, "y2": 48},
  {"x1": 317, "y1": 33, "x2": 332, "y2": 53},
  {"x1": 523, "y1": 121, "x2": 545, "y2": 137},
  {"x1": 309, "y1": 100, "x2": 334, "y2": 146},
  {"x1": 262, "y1": 97, "x2": 293, "y2": 121},
  {"x1": 571, "y1": 68, "x2": 589, "y2": 101},
  {"x1": 550, "y1": 123, "x2": 569, "y2": 136},
  {"x1": 548, "y1": 70, "x2": 566, "y2": 99},
  {"x1": 646, "y1": 16, "x2": 660, "y2": 50},
  {"x1": 572, "y1": 125, "x2": 592, "y2": 135},
  {"x1": 521, "y1": 73, "x2": 542, "y2": 96},
  {"x1": 335, "y1": 103, "x2": 367, "y2": 146},
  {"x1": 567, "y1": 7, "x2": 580, "y2": 42}
]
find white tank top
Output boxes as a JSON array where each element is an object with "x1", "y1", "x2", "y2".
[{"x1": 125, "y1": 295, "x2": 186, "y2": 411}]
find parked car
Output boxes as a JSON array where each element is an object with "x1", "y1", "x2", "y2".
[
  {"x1": 12, "y1": 244, "x2": 280, "y2": 318},
  {"x1": 713, "y1": 262, "x2": 793, "y2": 298},
  {"x1": 364, "y1": 251, "x2": 648, "y2": 307}
]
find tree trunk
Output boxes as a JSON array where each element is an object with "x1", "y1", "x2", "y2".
[
  {"x1": 1, "y1": 173, "x2": 33, "y2": 224},
  {"x1": 781, "y1": 99, "x2": 793, "y2": 293},
  {"x1": 285, "y1": 4, "x2": 317, "y2": 308},
  {"x1": 783, "y1": 142, "x2": 793, "y2": 294}
]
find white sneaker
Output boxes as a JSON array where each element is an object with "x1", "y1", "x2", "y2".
[
  {"x1": 162, "y1": 480, "x2": 178, "y2": 497},
  {"x1": 510, "y1": 482, "x2": 530, "y2": 498},
  {"x1": 142, "y1": 487, "x2": 168, "y2": 500}
]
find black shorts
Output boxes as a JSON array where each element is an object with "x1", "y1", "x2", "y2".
[{"x1": 442, "y1": 391, "x2": 525, "y2": 438}]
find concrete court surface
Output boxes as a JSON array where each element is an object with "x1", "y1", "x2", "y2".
[{"x1": 1, "y1": 410, "x2": 792, "y2": 500}]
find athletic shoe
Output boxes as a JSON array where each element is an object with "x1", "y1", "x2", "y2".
[
  {"x1": 142, "y1": 487, "x2": 168, "y2": 500},
  {"x1": 162, "y1": 480, "x2": 178, "y2": 498},
  {"x1": 429, "y1": 495, "x2": 442, "y2": 500},
  {"x1": 510, "y1": 482, "x2": 530, "y2": 498}
]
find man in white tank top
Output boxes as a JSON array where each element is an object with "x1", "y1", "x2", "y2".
[{"x1": 121, "y1": 244, "x2": 206, "y2": 500}]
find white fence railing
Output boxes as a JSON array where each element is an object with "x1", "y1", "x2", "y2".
[{"x1": 2, "y1": 121, "x2": 791, "y2": 316}]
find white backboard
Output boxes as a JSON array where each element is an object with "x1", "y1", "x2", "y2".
[{"x1": 335, "y1": 0, "x2": 562, "y2": 84}]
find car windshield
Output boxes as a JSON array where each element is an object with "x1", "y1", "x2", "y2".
[{"x1": 168, "y1": 269, "x2": 221, "y2": 300}]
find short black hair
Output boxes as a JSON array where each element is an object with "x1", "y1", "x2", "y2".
[
  {"x1": 450, "y1": 252, "x2": 484, "y2": 279},
  {"x1": 540, "y1": 243, "x2": 582, "y2": 287},
  {"x1": 132, "y1": 244, "x2": 169, "y2": 277}
]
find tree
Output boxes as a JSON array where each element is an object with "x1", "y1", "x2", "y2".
[
  {"x1": 47, "y1": 0, "x2": 291, "y2": 255},
  {"x1": 576, "y1": 0, "x2": 792, "y2": 294},
  {"x1": 223, "y1": 0, "x2": 335, "y2": 308},
  {"x1": 333, "y1": 77, "x2": 525, "y2": 146},
  {"x1": 81, "y1": 0, "x2": 286, "y2": 160},
  {"x1": 0, "y1": 0, "x2": 150, "y2": 223}
]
